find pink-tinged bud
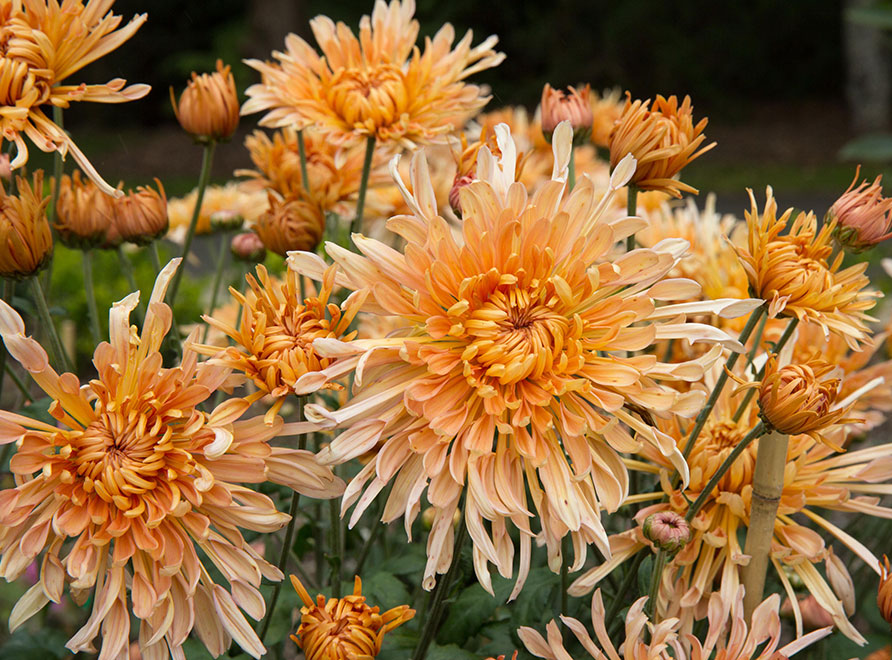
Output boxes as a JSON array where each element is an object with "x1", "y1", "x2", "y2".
[
  {"x1": 449, "y1": 173, "x2": 474, "y2": 218},
  {"x1": 540, "y1": 83, "x2": 593, "y2": 145},
  {"x1": 641, "y1": 511, "x2": 691, "y2": 554},
  {"x1": 830, "y1": 166, "x2": 892, "y2": 252},
  {"x1": 210, "y1": 209, "x2": 244, "y2": 232},
  {"x1": 230, "y1": 231, "x2": 266, "y2": 263}
]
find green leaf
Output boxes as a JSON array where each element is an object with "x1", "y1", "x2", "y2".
[
  {"x1": 437, "y1": 576, "x2": 512, "y2": 644},
  {"x1": 425, "y1": 642, "x2": 482, "y2": 660},
  {"x1": 361, "y1": 571, "x2": 411, "y2": 611},
  {"x1": 510, "y1": 567, "x2": 559, "y2": 626},
  {"x1": 0, "y1": 629, "x2": 70, "y2": 660},
  {"x1": 376, "y1": 543, "x2": 428, "y2": 577}
]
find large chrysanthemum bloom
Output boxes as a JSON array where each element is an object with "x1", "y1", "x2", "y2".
[
  {"x1": 197, "y1": 263, "x2": 365, "y2": 425},
  {"x1": 2, "y1": 0, "x2": 149, "y2": 195},
  {"x1": 289, "y1": 575, "x2": 414, "y2": 659},
  {"x1": 289, "y1": 121, "x2": 758, "y2": 595},
  {"x1": 518, "y1": 589, "x2": 685, "y2": 660},
  {"x1": 569, "y1": 368, "x2": 887, "y2": 643},
  {"x1": 734, "y1": 188, "x2": 879, "y2": 350},
  {"x1": 0, "y1": 259, "x2": 344, "y2": 659},
  {"x1": 242, "y1": 0, "x2": 505, "y2": 149}
]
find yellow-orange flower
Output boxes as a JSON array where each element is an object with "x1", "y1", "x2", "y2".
[
  {"x1": 198, "y1": 264, "x2": 364, "y2": 424},
  {"x1": 166, "y1": 182, "x2": 269, "y2": 242},
  {"x1": 114, "y1": 178, "x2": 168, "y2": 245},
  {"x1": 0, "y1": 170, "x2": 51, "y2": 278},
  {"x1": 734, "y1": 188, "x2": 879, "y2": 349},
  {"x1": 830, "y1": 166, "x2": 892, "y2": 252},
  {"x1": 588, "y1": 87, "x2": 623, "y2": 149},
  {"x1": 2, "y1": 0, "x2": 149, "y2": 194},
  {"x1": 171, "y1": 59, "x2": 239, "y2": 142},
  {"x1": 290, "y1": 122, "x2": 757, "y2": 594},
  {"x1": 608, "y1": 94, "x2": 714, "y2": 197},
  {"x1": 242, "y1": 0, "x2": 504, "y2": 148},
  {"x1": 540, "y1": 83, "x2": 592, "y2": 143},
  {"x1": 290, "y1": 575, "x2": 413, "y2": 659},
  {"x1": 253, "y1": 193, "x2": 325, "y2": 256},
  {"x1": 879, "y1": 555, "x2": 892, "y2": 628},
  {"x1": 0, "y1": 260, "x2": 344, "y2": 659},
  {"x1": 55, "y1": 170, "x2": 114, "y2": 249}
]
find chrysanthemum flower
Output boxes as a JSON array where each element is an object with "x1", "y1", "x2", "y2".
[
  {"x1": 2, "y1": 0, "x2": 150, "y2": 195},
  {"x1": 588, "y1": 87, "x2": 624, "y2": 149},
  {"x1": 880, "y1": 555, "x2": 892, "y2": 628},
  {"x1": 253, "y1": 192, "x2": 326, "y2": 256},
  {"x1": 166, "y1": 182, "x2": 269, "y2": 243},
  {"x1": 289, "y1": 121, "x2": 757, "y2": 594},
  {"x1": 113, "y1": 178, "x2": 168, "y2": 245},
  {"x1": 734, "y1": 188, "x2": 879, "y2": 349},
  {"x1": 290, "y1": 575, "x2": 414, "y2": 659},
  {"x1": 540, "y1": 83, "x2": 592, "y2": 144},
  {"x1": 198, "y1": 263, "x2": 364, "y2": 424},
  {"x1": 242, "y1": 0, "x2": 505, "y2": 149},
  {"x1": 0, "y1": 170, "x2": 52, "y2": 279},
  {"x1": 55, "y1": 170, "x2": 114, "y2": 249},
  {"x1": 608, "y1": 94, "x2": 715, "y2": 198},
  {"x1": 829, "y1": 166, "x2": 892, "y2": 253},
  {"x1": 0, "y1": 259, "x2": 344, "y2": 659},
  {"x1": 170, "y1": 59, "x2": 239, "y2": 143}
]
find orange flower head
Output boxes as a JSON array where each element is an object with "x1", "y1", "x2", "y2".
[
  {"x1": 0, "y1": 260, "x2": 344, "y2": 659},
  {"x1": 254, "y1": 193, "x2": 325, "y2": 256},
  {"x1": 1, "y1": 0, "x2": 149, "y2": 195},
  {"x1": 0, "y1": 170, "x2": 52, "y2": 278},
  {"x1": 242, "y1": 0, "x2": 505, "y2": 148},
  {"x1": 880, "y1": 555, "x2": 892, "y2": 628},
  {"x1": 588, "y1": 87, "x2": 624, "y2": 149},
  {"x1": 171, "y1": 59, "x2": 239, "y2": 142},
  {"x1": 230, "y1": 231, "x2": 266, "y2": 263},
  {"x1": 55, "y1": 170, "x2": 114, "y2": 249},
  {"x1": 735, "y1": 188, "x2": 879, "y2": 349},
  {"x1": 829, "y1": 166, "x2": 892, "y2": 252},
  {"x1": 290, "y1": 575, "x2": 414, "y2": 659},
  {"x1": 198, "y1": 264, "x2": 365, "y2": 424},
  {"x1": 540, "y1": 83, "x2": 593, "y2": 144},
  {"x1": 608, "y1": 93, "x2": 715, "y2": 197},
  {"x1": 166, "y1": 182, "x2": 269, "y2": 242},
  {"x1": 114, "y1": 178, "x2": 168, "y2": 245}
]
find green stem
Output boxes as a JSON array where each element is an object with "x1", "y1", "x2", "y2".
[
  {"x1": 412, "y1": 518, "x2": 467, "y2": 660},
  {"x1": 685, "y1": 422, "x2": 766, "y2": 522},
  {"x1": 48, "y1": 107, "x2": 64, "y2": 228},
  {"x1": 605, "y1": 547, "x2": 646, "y2": 637},
  {"x1": 732, "y1": 317, "x2": 800, "y2": 423},
  {"x1": 29, "y1": 276, "x2": 71, "y2": 373},
  {"x1": 82, "y1": 250, "x2": 101, "y2": 344},
  {"x1": 349, "y1": 136, "x2": 376, "y2": 238},
  {"x1": 681, "y1": 304, "x2": 766, "y2": 461},
  {"x1": 117, "y1": 246, "x2": 138, "y2": 294},
  {"x1": 168, "y1": 140, "x2": 217, "y2": 309},
  {"x1": 744, "y1": 311, "x2": 769, "y2": 371},
  {"x1": 298, "y1": 129, "x2": 311, "y2": 195},
  {"x1": 201, "y1": 232, "x2": 229, "y2": 345},
  {"x1": 5, "y1": 362, "x2": 31, "y2": 402},
  {"x1": 568, "y1": 147, "x2": 576, "y2": 191},
  {"x1": 626, "y1": 183, "x2": 638, "y2": 252},
  {"x1": 328, "y1": 496, "x2": 342, "y2": 599},
  {"x1": 150, "y1": 241, "x2": 163, "y2": 275},
  {"x1": 646, "y1": 549, "x2": 667, "y2": 622}
]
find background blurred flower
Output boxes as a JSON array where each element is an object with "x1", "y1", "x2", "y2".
[
  {"x1": 170, "y1": 59, "x2": 239, "y2": 142},
  {"x1": 0, "y1": 171, "x2": 52, "y2": 279},
  {"x1": 55, "y1": 170, "x2": 114, "y2": 249},
  {"x1": 230, "y1": 231, "x2": 267, "y2": 263},
  {"x1": 540, "y1": 83, "x2": 592, "y2": 143},
  {"x1": 166, "y1": 182, "x2": 269, "y2": 243},
  {"x1": 588, "y1": 87, "x2": 624, "y2": 149}
]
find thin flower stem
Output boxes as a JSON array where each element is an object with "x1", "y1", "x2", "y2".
[
  {"x1": 646, "y1": 549, "x2": 667, "y2": 622},
  {"x1": 5, "y1": 362, "x2": 31, "y2": 402},
  {"x1": 606, "y1": 547, "x2": 646, "y2": 637},
  {"x1": 297, "y1": 129, "x2": 311, "y2": 195},
  {"x1": 412, "y1": 517, "x2": 467, "y2": 660},
  {"x1": 328, "y1": 495, "x2": 342, "y2": 599},
  {"x1": 626, "y1": 184, "x2": 638, "y2": 252},
  {"x1": 349, "y1": 136, "x2": 376, "y2": 238},
  {"x1": 732, "y1": 317, "x2": 800, "y2": 423},
  {"x1": 743, "y1": 311, "x2": 769, "y2": 371},
  {"x1": 30, "y1": 276, "x2": 72, "y2": 373},
  {"x1": 48, "y1": 107, "x2": 64, "y2": 228},
  {"x1": 150, "y1": 241, "x2": 163, "y2": 274},
  {"x1": 201, "y1": 232, "x2": 229, "y2": 345},
  {"x1": 168, "y1": 140, "x2": 217, "y2": 309},
  {"x1": 684, "y1": 421, "x2": 766, "y2": 523},
  {"x1": 82, "y1": 250, "x2": 101, "y2": 344},
  {"x1": 117, "y1": 246, "x2": 139, "y2": 294},
  {"x1": 568, "y1": 147, "x2": 576, "y2": 191},
  {"x1": 681, "y1": 304, "x2": 766, "y2": 461}
]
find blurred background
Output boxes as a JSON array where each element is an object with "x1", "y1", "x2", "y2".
[{"x1": 58, "y1": 0, "x2": 892, "y2": 218}]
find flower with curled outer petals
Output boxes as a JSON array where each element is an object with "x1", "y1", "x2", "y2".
[
  {"x1": 242, "y1": 0, "x2": 504, "y2": 149},
  {"x1": 2, "y1": 0, "x2": 150, "y2": 195},
  {"x1": 0, "y1": 170, "x2": 51, "y2": 278},
  {"x1": 114, "y1": 178, "x2": 168, "y2": 245},
  {"x1": 830, "y1": 166, "x2": 892, "y2": 252},
  {"x1": 290, "y1": 575, "x2": 414, "y2": 659},
  {"x1": 171, "y1": 59, "x2": 239, "y2": 142},
  {"x1": 55, "y1": 170, "x2": 114, "y2": 249},
  {"x1": 253, "y1": 192, "x2": 325, "y2": 256},
  {"x1": 608, "y1": 93, "x2": 715, "y2": 197},
  {"x1": 540, "y1": 83, "x2": 592, "y2": 144},
  {"x1": 0, "y1": 259, "x2": 344, "y2": 660},
  {"x1": 289, "y1": 121, "x2": 759, "y2": 596},
  {"x1": 734, "y1": 188, "x2": 879, "y2": 349}
]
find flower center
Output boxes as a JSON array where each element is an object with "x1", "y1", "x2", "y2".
[{"x1": 327, "y1": 64, "x2": 407, "y2": 129}]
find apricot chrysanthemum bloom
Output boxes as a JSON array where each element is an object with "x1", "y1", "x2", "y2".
[
  {"x1": 242, "y1": 0, "x2": 505, "y2": 148},
  {"x1": 0, "y1": 259, "x2": 344, "y2": 659},
  {"x1": 2, "y1": 0, "x2": 150, "y2": 195},
  {"x1": 171, "y1": 59, "x2": 239, "y2": 142},
  {"x1": 55, "y1": 170, "x2": 114, "y2": 249},
  {"x1": 829, "y1": 166, "x2": 892, "y2": 252},
  {"x1": 588, "y1": 87, "x2": 624, "y2": 149},
  {"x1": 290, "y1": 121, "x2": 757, "y2": 594},
  {"x1": 166, "y1": 182, "x2": 269, "y2": 243},
  {"x1": 0, "y1": 170, "x2": 52, "y2": 278},
  {"x1": 198, "y1": 264, "x2": 364, "y2": 424},
  {"x1": 114, "y1": 178, "x2": 168, "y2": 245},
  {"x1": 290, "y1": 575, "x2": 414, "y2": 659},
  {"x1": 608, "y1": 94, "x2": 714, "y2": 198},
  {"x1": 253, "y1": 192, "x2": 325, "y2": 256},
  {"x1": 735, "y1": 188, "x2": 879, "y2": 349},
  {"x1": 540, "y1": 83, "x2": 592, "y2": 143},
  {"x1": 518, "y1": 589, "x2": 685, "y2": 660}
]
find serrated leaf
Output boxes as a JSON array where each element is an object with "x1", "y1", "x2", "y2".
[
  {"x1": 437, "y1": 576, "x2": 512, "y2": 644},
  {"x1": 361, "y1": 571, "x2": 411, "y2": 611}
]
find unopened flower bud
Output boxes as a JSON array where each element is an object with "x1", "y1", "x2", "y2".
[
  {"x1": 879, "y1": 555, "x2": 892, "y2": 628},
  {"x1": 170, "y1": 60, "x2": 239, "y2": 143},
  {"x1": 55, "y1": 171, "x2": 114, "y2": 249},
  {"x1": 115, "y1": 179, "x2": 168, "y2": 245},
  {"x1": 829, "y1": 166, "x2": 892, "y2": 253},
  {"x1": 541, "y1": 83, "x2": 593, "y2": 145},
  {"x1": 0, "y1": 171, "x2": 52, "y2": 279},
  {"x1": 231, "y1": 231, "x2": 266, "y2": 263},
  {"x1": 641, "y1": 511, "x2": 690, "y2": 554},
  {"x1": 210, "y1": 209, "x2": 244, "y2": 232},
  {"x1": 254, "y1": 193, "x2": 325, "y2": 256}
]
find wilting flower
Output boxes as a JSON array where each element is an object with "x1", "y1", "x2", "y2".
[
  {"x1": 540, "y1": 83, "x2": 592, "y2": 144},
  {"x1": 880, "y1": 555, "x2": 892, "y2": 628},
  {"x1": 0, "y1": 170, "x2": 52, "y2": 279},
  {"x1": 171, "y1": 59, "x2": 239, "y2": 142},
  {"x1": 166, "y1": 182, "x2": 269, "y2": 242},
  {"x1": 518, "y1": 589, "x2": 685, "y2": 660},
  {"x1": 231, "y1": 231, "x2": 266, "y2": 263},
  {"x1": 1, "y1": 0, "x2": 149, "y2": 194},
  {"x1": 114, "y1": 179, "x2": 168, "y2": 245},
  {"x1": 830, "y1": 166, "x2": 892, "y2": 252},
  {"x1": 588, "y1": 87, "x2": 624, "y2": 149},
  {"x1": 735, "y1": 188, "x2": 879, "y2": 349},
  {"x1": 242, "y1": 0, "x2": 505, "y2": 148},
  {"x1": 290, "y1": 575, "x2": 414, "y2": 659},
  {"x1": 198, "y1": 264, "x2": 363, "y2": 424},
  {"x1": 55, "y1": 170, "x2": 114, "y2": 249},
  {"x1": 0, "y1": 260, "x2": 344, "y2": 659},
  {"x1": 290, "y1": 121, "x2": 756, "y2": 594},
  {"x1": 253, "y1": 193, "x2": 325, "y2": 256},
  {"x1": 608, "y1": 94, "x2": 714, "y2": 197},
  {"x1": 642, "y1": 511, "x2": 690, "y2": 555}
]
